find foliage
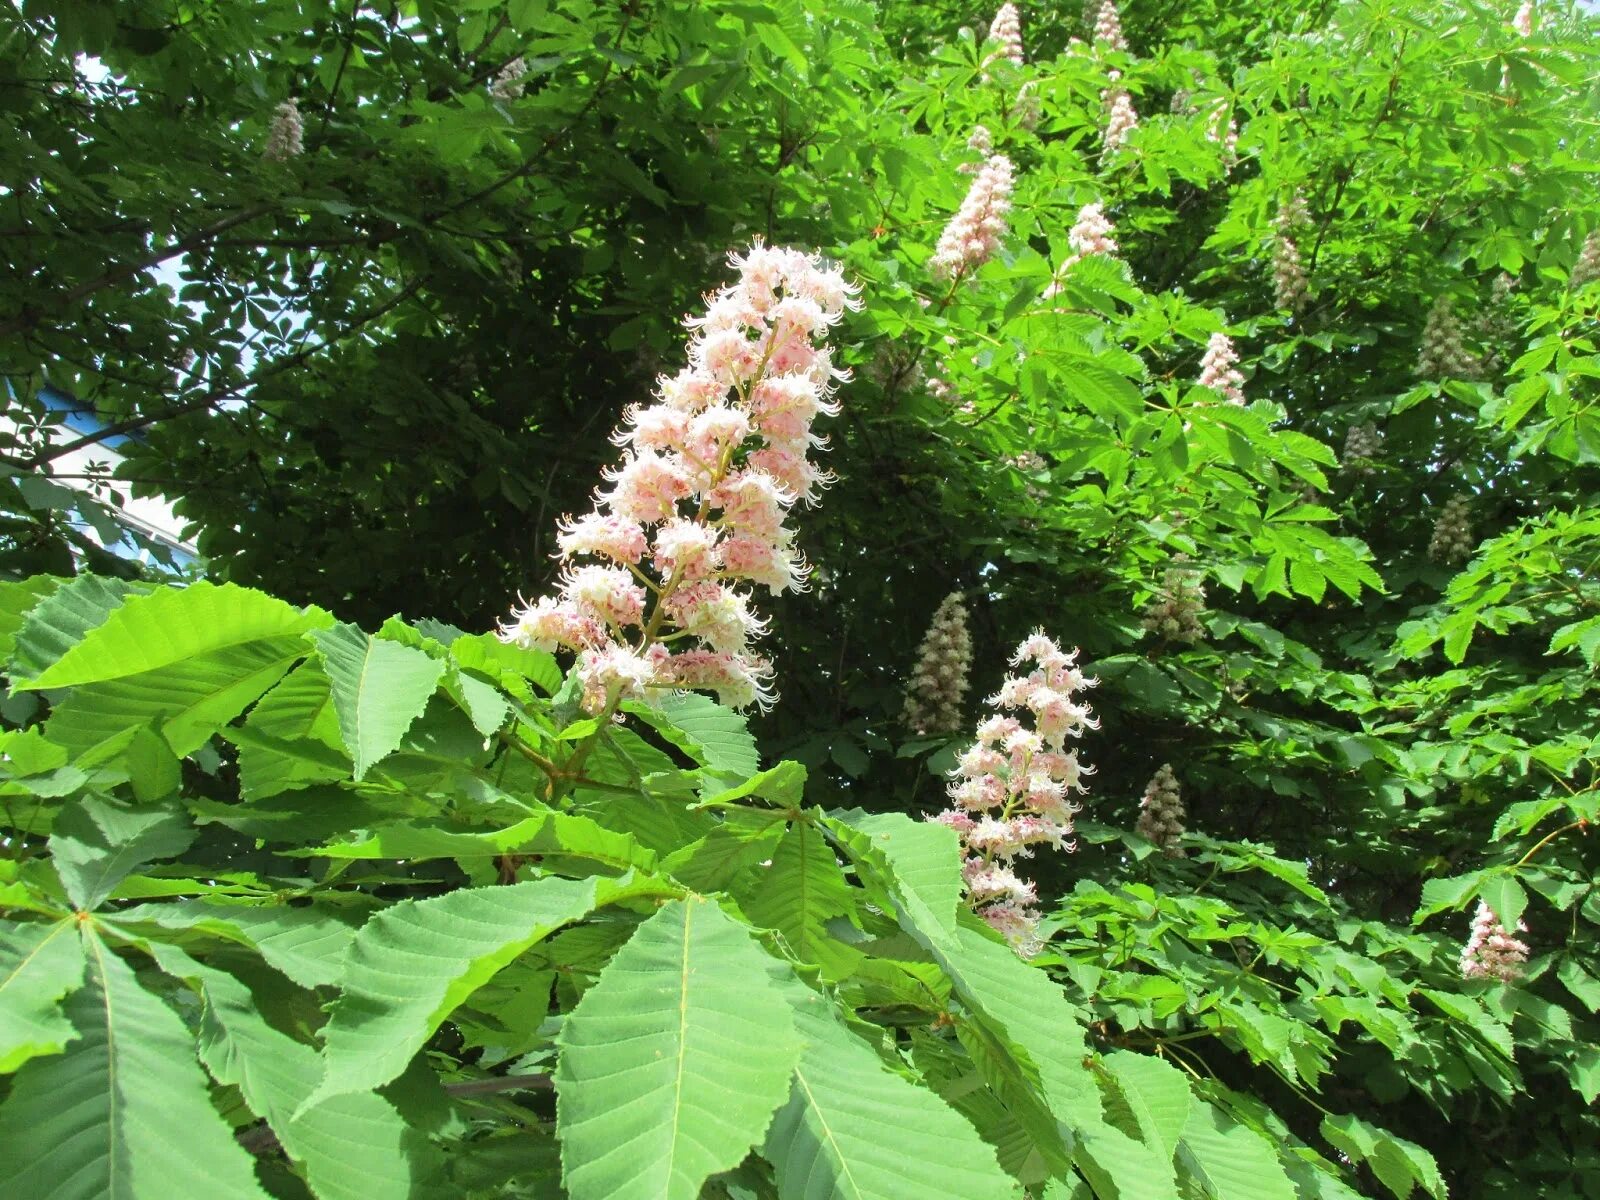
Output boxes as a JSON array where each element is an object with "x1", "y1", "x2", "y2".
[{"x1": 4, "y1": 0, "x2": 1600, "y2": 1197}]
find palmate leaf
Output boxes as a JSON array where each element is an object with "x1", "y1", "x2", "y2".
[
  {"x1": 297, "y1": 812, "x2": 657, "y2": 875},
  {"x1": 310, "y1": 621, "x2": 447, "y2": 780},
  {"x1": 310, "y1": 873, "x2": 668, "y2": 1107},
  {"x1": 0, "y1": 926, "x2": 270, "y2": 1200},
  {"x1": 763, "y1": 965, "x2": 1019, "y2": 1200},
  {"x1": 0, "y1": 573, "x2": 63, "y2": 662},
  {"x1": 147, "y1": 942, "x2": 441, "y2": 1200},
  {"x1": 232, "y1": 658, "x2": 349, "y2": 798},
  {"x1": 925, "y1": 924, "x2": 1179, "y2": 1199},
  {"x1": 108, "y1": 900, "x2": 359, "y2": 989},
  {"x1": 556, "y1": 897, "x2": 802, "y2": 1200},
  {"x1": 624, "y1": 692, "x2": 761, "y2": 780},
  {"x1": 0, "y1": 917, "x2": 84, "y2": 1072},
  {"x1": 15, "y1": 581, "x2": 324, "y2": 690}
]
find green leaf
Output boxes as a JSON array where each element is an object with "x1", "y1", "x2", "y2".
[
  {"x1": 7, "y1": 575, "x2": 147, "y2": 684},
  {"x1": 740, "y1": 821, "x2": 859, "y2": 977},
  {"x1": 45, "y1": 640, "x2": 303, "y2": 759},
  {"x1": 763, "y1": 966, "x2": 1018, "y2": 1200},
  {"x1": 310, "y1": 621, "x2": 447, "y2": 780},
  {"x1": 1177, "y1": 1101, "x2": 1297, "y2": 1200},
  {"x1": 556, "y1": 897, "x2": 803, "y2": 1200},
  {"x1": 1319, "y1": 1114, "x2": 1445, "y2": 1200},
  {"x1": 0, "y1": 574, "x2": 63, "y2": 662},
  {"x1": 826, "y1": 809, "x2": 963, "y2": 946},
  {"x1": 48, "y1": 797, "x2": 194, "y2": 911},
  {"x1": 933, "y1": 927, "x2": 1175, "y2": 1197},
  {"x1": 299, "y1": 812, "x2": 657, "y2": 874},
  {"x1": 147, "y1": 942, "x2": 441, "y2": 1200},
  {"x1": 17, "y1": 581, "x2": 322, "y2": 690},
  {"x1": 232, "y1": 658, "x2": 350, "y2": 797},
  {"x1": 1100, "y1": 1051, "x2": 1193, "y2": 1163},
  {"x1": 311, "y1": 874, "x2": 664, "y2": 1105},
  {"x1": 106, "y1": 900, "x2": 359, "y2": 989},
  {"x1": 0, "y1": 918, "x2": 84, "y2": 1073},
  {"x1": 0, "y1": 926, "x2": 271, "y2": 1199},
  {"x1": 625, "y1": 691, "x2": 761, "y2": 779}
]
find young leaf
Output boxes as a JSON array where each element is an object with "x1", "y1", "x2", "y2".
[
  {"x1": 556, "y1": 897, "x2": 803, "y2": 1200},
  {"x1": 310, "y1": 621, "x2": 447, "y2": 780},
  {"x1": 7, "y1": 575, "x2": 148, "y2": 684},
  {"x1": 0, "y1": 926, "x2": 271, "y2": 1199},
  {"x1": 0, "y1": 917, "x2": 84, "y2": 1073}
]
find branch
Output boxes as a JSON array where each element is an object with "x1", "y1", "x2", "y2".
[
  {"x1": 0, "y1": 203, "x2": 273, "y2": 340},
  {"x1": 25, "y1": 277, "x2": 423, "y2": 467}
]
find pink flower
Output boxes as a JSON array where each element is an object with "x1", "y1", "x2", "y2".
[
  {"x1": 1101, "y1": 87, "x2": 1139, "y2": 152},
  {"x1": 1197, "y1": 332, "x2": 1246, "y2": 405},
  {"x1": 1092, "y1": 0, "x2": 1127, "y2": 52},
  {"x1": 930, "y1": 156, "x2": 1016, "y2": 282},
  {"x1": 1460, "y1": 902, "x2": 1530, "y2": 983},
  {"x1": 929, "y1": 628, "x2": 1098, "y2": 956},
  {"x1": 555, "y1": 513, "x2": 648, "y2": 564},
  {"x1": 984, "y1": 3, "x2": 1024, "y2": 68},
  {"x1": 498, "y1": 242, "x2": 858, "y2": 713}
]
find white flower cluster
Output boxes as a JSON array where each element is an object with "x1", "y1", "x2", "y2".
[
  {"x1": 932, "y1": 632, "x2": 1100, "y2": 957},
  {"x1": 263, "y1": 98, "x2": 304, "y2": 162},
  {"x1": 1571, "y1": 231, "x2": 1600, "y2": 290},
  {"x1": 1013, "y1": 82, "x2": 1042, "y2": 131},
  {"x1": 1142, "y1": 565, "x2": 1206, "y2": 643},
  {"x1": 1341, "y1": 422, "x2": 1382, "y2": 477},
  {"x1": 491, "y1": 56, "x2": 528, "y2": 102},
  {"x1": 1428, "y1": 494, "x2": 1475, "y2": 565},
  {"x1": 930, "y1": 156, "x2": 1016, "y2": 282},
  {"x1": 902, "y1": 592, "x2": 974, "y2": 736},
  {"x1": 1134, "y1": 763, "x2": 1187, "y2": 857},
  {"x1": 1196, "y1": 332, "x2": 1245, "y2": 405},
  {"x1": 1101, "y1": 81, "x2": 1139, "y2": 153},
  {"x1": 1512, "y1": 2, "x2": 1535, "y2": 37},
  {"x1": 1206, "y1": 101, "x2": 1238, "y2": 170},
  {"x1": 498, "y1": 242, "x2": 858, "y2": 713},
  {"x1": 1460, "y1": 902, "x2": 1529, "y2": 982},
  {"x1": 985, "y1": 3, "x2": 1025, "y2": 68},
  {"x1": 1093, "y1": 0, "x2": 1127, "y2": 52},
  {"x1": 1043, "y1": 202, "x2": 1118, "y2": 299},
  {"x1": 958, "y1": 126, "x2": 993, "y2": 175},
  {"x1": 1416, "y1": 297, "x2": 1483, "y2": 380},
  {"x1": 1271, "y1": 234, "x2": 1308, "y2": 312}
]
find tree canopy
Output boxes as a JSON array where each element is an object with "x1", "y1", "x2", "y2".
[{"x1": 2, "y1": 0, "x2": 1598, "y2": 1197}]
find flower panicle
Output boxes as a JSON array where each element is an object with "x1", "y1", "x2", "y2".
[
  {"x1": 930, "y1": 156, "x2": 1016, "y2": 282},
  {"x1": 985, "y1": 3, "x2": 1025, "y2": 68},
  {"x1": 1134, "y1": 764, "x2": 1187, "y2": 856},
  {"x1": 1197, "y1": 331, "x2": 1245, "y2": 405},
  {"x1": 1460, "y1": 902, "x2": 1529, "y2": 982},
  {"x1": 902, "y1": 592, "x2": 974, "y2": 736},
  {"x1": 263, "y1": 98, "x2": 304, "y2": 162},
  {"x1": 929, "y1": 630, "x2": 1098, "y2": 957},
  {"x1": 499, "y1": 242, "x2": 858, "y2": 714}
]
